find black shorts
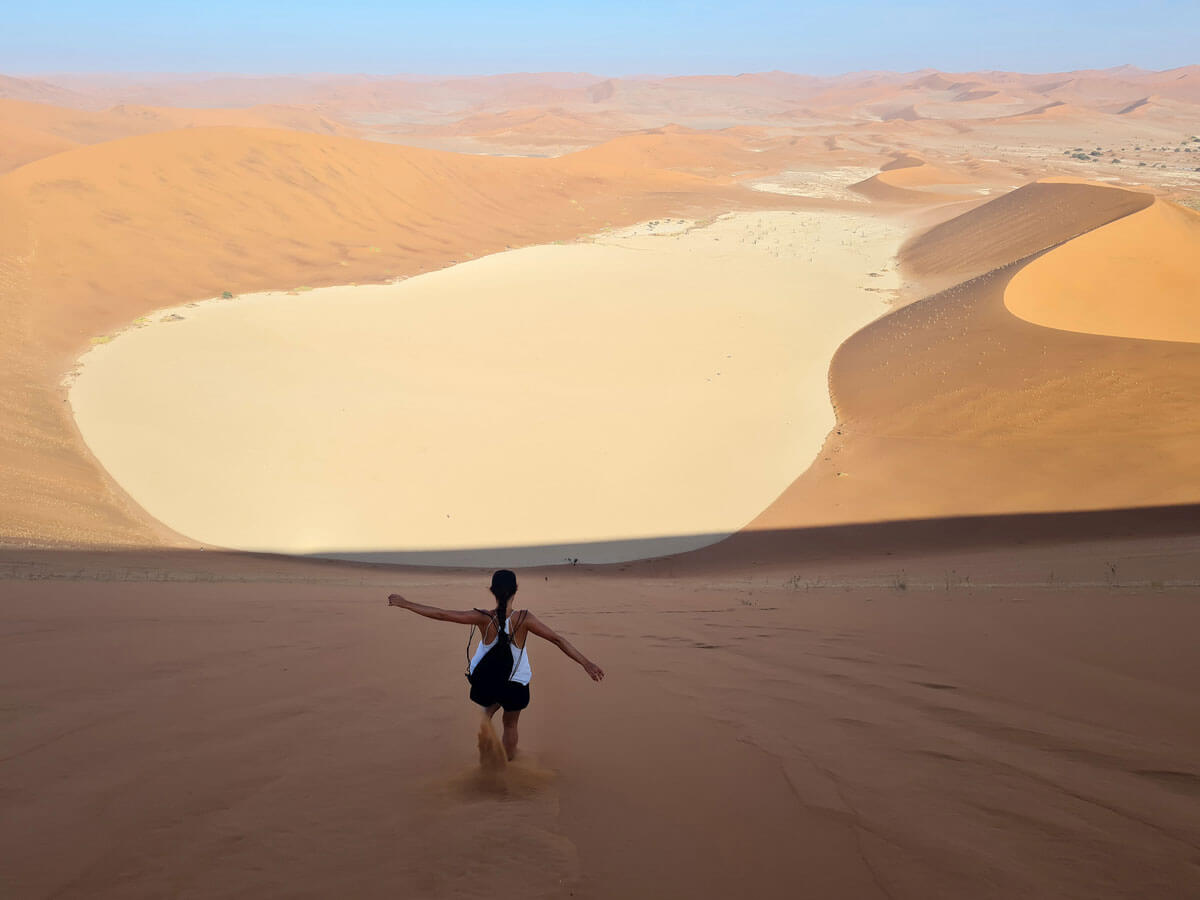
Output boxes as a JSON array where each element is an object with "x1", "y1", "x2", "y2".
[{"x1": 470, "y1": 680, "x2": 530, "y2": 712}]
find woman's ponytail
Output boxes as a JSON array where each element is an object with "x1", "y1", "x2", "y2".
[{"x1": 489, "y1": 569, "x2": 518, "y2": 635}]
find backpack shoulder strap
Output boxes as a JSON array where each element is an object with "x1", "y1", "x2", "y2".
[
  {"x1": 465, "y1": 608, "x2": 493, "y2": 673},
  {"x1": 508, "y1": 610, "x2": 531, "y2": 679}
]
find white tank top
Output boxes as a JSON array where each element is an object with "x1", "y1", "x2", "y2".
[{"x1": 468, "y1": 614, "x2": 532, "y2": 685}]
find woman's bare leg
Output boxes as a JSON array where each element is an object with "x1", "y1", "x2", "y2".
[{"x1": 501, "y1": 709, "x2": 521, "y2": 760}]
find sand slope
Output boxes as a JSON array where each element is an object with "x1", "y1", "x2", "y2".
[
  {"x1": 1006, "y1": 198, "x2": 1200, "y2": 343},
  {"x1": 2, "y1": 543, "x2": 1198, "y2": 899}
]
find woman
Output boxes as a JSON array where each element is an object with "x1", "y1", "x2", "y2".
[{"x1": 387, "y1": 569, "x2": 604, "y2": 761}]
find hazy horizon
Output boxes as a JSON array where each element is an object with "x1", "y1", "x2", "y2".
[{"x1": 7, "y1": 1, "x2": 1198, "y2": 77}]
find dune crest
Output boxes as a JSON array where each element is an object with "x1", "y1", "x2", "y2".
[{"x1": 899, "y1": 180, "x2": 1154, "y2": 291}]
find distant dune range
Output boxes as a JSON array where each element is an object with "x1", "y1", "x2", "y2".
[
  {"x1": 0, "y1": 98, "x2": 357, "y2": 172},
  {"x1": 0, "y1": 125, "x2": 791, "y2": 546}
]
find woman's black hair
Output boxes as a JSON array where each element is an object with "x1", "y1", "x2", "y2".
[{"x1": 489, "y1": 569, "x2": 518, "y2": 634}]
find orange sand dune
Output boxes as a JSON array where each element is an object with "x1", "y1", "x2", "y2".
[
  {"x1": 103, "y1": 103, "x2": 358, "y2": 137},
  {"x1": 554, "y1": 127, "x2": 785, "y2": 179},
  {"x1": 1006, "y1": 198, "x2": 1200, "y2": 342},
  {"x1": 427, "y1": 105, "x2": 639, "y2": 145},
  {"x1": 0, "y1": 117, "x2": 79, "y2": 171},
  {"x1": 850, "y1": 158, "x2": 973, "y2": 203},
  {"x1": 745, "y1": 181, "x2": 1200, "y2": 532},
  {"x1": 0, "y1": 98, "x2": 359, "y2": 171},
  {"x1": 0, "y1": 125, "x2": 778, "y2": 546},
  {"x1": 0, "y1": 98, "x2": 135, "y2": 170},
  {"x1": 879, "y1": 153, "x2": 925, "y2": 170},
  {"x1": 899, "y1": 179, "x2": 1153, "y2": 289}
]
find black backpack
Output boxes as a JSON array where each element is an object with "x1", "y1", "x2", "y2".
[{"x1": 466, "y1": 610, "x2": 527, "y2": 705}]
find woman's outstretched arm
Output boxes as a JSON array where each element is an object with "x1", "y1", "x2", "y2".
[
  {"x1": 387, "y1": 594, "x2": 490, "y2": 626},
  {"x1": 525, "y1": 612, "x2": 605, "y2": 681}
]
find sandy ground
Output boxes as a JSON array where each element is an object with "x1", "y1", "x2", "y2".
[
  {"x1": 68, "y1": 211, "x2": 905, "y2": 565},
  {"x1": 2, "y1": 536, "x2": 1199, "y2": 900}
]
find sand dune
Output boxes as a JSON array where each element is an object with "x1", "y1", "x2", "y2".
[
  {"x1": 2, "y1": 66, "x2": 1200, "y2": 900},
  {"x1": 427, "y1": 105, "x2": 639, "y2": 145},
  {"x1": 744, "y1": 182, "x2": 1200, "y2": 532},
  {"x1": 1005, "y1": 198, "x2": 1200, "y2": 342},
  {"x1": 849, "y1": 158, "x2": 974, "y2": 203},
  {"x1": 0, "y1": 98, "x2": 358, "y2": 172},
  {"x1": 899, "y1": 179, "x2": 1153, "y2": 290},
  {"x1": 1000, "y1": 99, "x2": 1073, "y2": 120},
  {"x1": 0, "y1": 116, "x2": 80, "y2": 171},
  {"x1": 555, "y1": 127, "x2": 785, "y2": 179},
  {"x1": 0, "y1": 125, "x2": 783, "y2": 546}
]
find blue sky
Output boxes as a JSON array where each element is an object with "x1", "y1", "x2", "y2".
[{"x1": 7, "y1": 0, "x2": 1198, "y2": 76}]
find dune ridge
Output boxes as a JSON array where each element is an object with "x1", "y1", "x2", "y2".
[{"x1": 899, "y1": 179, "x2": 1154, "y2": 289}]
